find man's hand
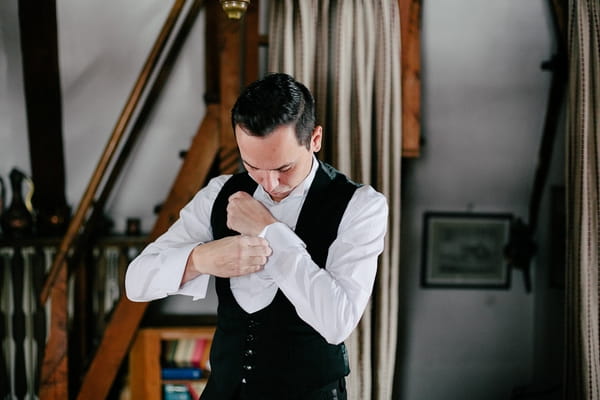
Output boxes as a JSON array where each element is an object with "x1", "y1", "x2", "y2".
[
  {"x1": 227, "y1": 191, "x2": 277, "y2": 236},
  {"x1": 183, "y1": 235, "x2": 272, "y2": 283}
]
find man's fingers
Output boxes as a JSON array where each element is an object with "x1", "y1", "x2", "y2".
[
  {"x1": 247, "y1": 255, "x2": 268, "y2": 266},
  {"x1": 239, "y1": 236, "x2": 272, "y2": 255},
  {"x1": 229, "y1": 191, "x2": 252, "y2": 201},
  {"x1": 230, "y1": 264, "x2": 263, "y2": 277},
  {"x1": 239, "y1": 235, "x2": 266, "y2": 246}
]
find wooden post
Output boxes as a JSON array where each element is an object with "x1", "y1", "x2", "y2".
[
  {"x1": 218, "y1": 9, "x2": 244, "y2": 174},
  {"x1": 399, "y1": 0, "x2": 422, "y2": 157},
  {"x1": 18, "y1": 0, "x2": 70, "y2": 236},
  {"x1": 39, "y1": 260, "x2": 69, "y2": 399}
]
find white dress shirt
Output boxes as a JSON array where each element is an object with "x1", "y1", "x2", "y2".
[{"x1": 125, "y1": 158, "x2": 388, "y2": 344}]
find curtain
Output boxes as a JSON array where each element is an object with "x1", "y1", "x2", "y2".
[
  {"x1": 268, "y1": 2, "x2": 402, "y2": 399},
  {"x1": 565, "y1": 0, "x2": 600, "y2": 399}
]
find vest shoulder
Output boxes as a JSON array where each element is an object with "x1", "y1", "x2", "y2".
[{"x1": 319, "y1": 162, "x2": 362, "y2": 188}]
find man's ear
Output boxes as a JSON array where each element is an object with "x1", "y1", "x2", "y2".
[{"x1": 311, "y1": 126, "x2": 323, "y2": 152}]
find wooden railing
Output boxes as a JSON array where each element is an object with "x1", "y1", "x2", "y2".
[{"x1": 0, "y1": 236, "x2": 146, "y2": 400}]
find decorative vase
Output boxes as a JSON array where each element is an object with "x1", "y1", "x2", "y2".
[{"x1": 0, "y1": 168, "x2": 35, "y2": 239}]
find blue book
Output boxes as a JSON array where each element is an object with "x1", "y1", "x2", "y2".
[
  {"x1": 163, "y1": 384, "x2": 192, "y2": 400},
  {"x1": 161, "y1": 367, "x2": 203, "y2": 380}
]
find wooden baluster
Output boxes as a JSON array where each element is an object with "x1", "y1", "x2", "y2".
[
  {"x1": 105, "y1": 247, "x2": 120, "y2": 314},
  {"x1": 94, "y1": 246, "x2": 107, "y2": 338},
  {"x1": 21, "y1": 247, "x2": 37, "y2": 399},
  {"x1": 0, "y1": 249, "x2": 11, "y2": 399},
  {"x1": 11, "y1": 246, "x2": 27, "y2": 398},
  {"x1": 70, "y1": 245, "x2": 92, "y2": 388},
  {"x1": 32, "y1": 246, "x2": 48, "y2": 395}
]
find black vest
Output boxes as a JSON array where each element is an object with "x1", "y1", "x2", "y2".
[{"x1": 201, "y1": 162, "x2": 359, "y2": 400}]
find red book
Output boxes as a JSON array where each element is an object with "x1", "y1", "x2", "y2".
[{"x1": 191, "y1": 339, "x2": 207, "y2": 369}]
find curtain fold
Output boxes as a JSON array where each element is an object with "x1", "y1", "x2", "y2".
[
  {"x1": 565, "y1": 1, "x2": 600, "y2": 399},
  {"x1": 268, "y1": 2, "x2": 402, "y2": 399}
]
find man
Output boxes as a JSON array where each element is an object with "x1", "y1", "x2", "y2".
[{"x1": 125, "y1": 73, "x2": 387, "y2": 400}]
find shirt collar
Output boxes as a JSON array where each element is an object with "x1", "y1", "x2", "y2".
[{"x1": 256, "y1": 155, "x2": 319, "y2": 204}]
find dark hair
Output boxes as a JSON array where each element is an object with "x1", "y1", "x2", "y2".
[{"x1": 231, "y1": 73, "x2": 316, "y2": 149}]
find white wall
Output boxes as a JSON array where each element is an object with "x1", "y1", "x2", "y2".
[
  {"x1": 57, "y1": 0, "x2": 207, "y2": 235},
  {"x1": 0, "y1": 1, "x2": 30, "y2": 177},
  {"x1": 1, "y1": 0, "x2": 217, "y2": 313},
  {"x1": 397, "y1": 1, "x2": 555, "y2": 399}
]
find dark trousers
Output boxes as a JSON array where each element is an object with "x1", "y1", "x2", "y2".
[{"x1": 230, "y1": 378, "x2": 347, "y2": 400}]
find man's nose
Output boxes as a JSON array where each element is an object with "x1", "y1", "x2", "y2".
[{"x1": 260, "y1": 171, "x2": 279, "y2": 192}]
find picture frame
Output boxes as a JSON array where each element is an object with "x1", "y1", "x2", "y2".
[{"x1": 421, "y1": 212, "x2": 512, "y2": 289}]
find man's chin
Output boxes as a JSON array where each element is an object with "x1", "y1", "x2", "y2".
[{"x1": 269, "y1": 191, "x2": 290, "y2": 202}]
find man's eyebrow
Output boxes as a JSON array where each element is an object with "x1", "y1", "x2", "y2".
[{"x1": 242, "y1": 159, "x2": 293, "y2": 171}]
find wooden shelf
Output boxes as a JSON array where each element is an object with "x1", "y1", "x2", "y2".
[{"x1": 129, "y1": 326, "x2": 215, "y2": 400}]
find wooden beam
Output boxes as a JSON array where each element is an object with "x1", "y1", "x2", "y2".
[
  {"x1": 528, "y1": 0, "x2": 568, "y2": 231},
  {"x1": 243, "y1": 0, "x2": 260, "y2": 87},
  {"x1": 549, "y1": 0, "x2": 568, "y2": 50},
  {"x1": 18, "y1": 0, "x2": 70, "y2": 235},
  {"x1": 399, "y1": 0, "x2": 422, "y2": 158},
  {"x1": 204, "y1": 0, "x2": 221, "y2": 104},
  {"x1": 128, "y1": 329, "x2": 162, "y2": 399},
  {"x1": 218, "y1": 8, "x2": 244, "y2": 174},
  {"x1": 39, "y1": 261, "x2": 69, "y2": 400},
  {"x1": 151, "y1": 104, "x2": 221, "y2": 230}
]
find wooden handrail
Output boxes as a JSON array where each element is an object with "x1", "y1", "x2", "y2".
[{"x1": 40, "y1": 0, "x2": 187, "y2": 305}]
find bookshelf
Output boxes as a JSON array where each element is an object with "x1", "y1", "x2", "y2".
[{"x1": 129, "y1": 326, "x2": 215, "y2": 400}]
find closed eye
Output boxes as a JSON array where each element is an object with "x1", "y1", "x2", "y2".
[{"x1": 242, "y1": 160, "x2": 293, "y2": 173}]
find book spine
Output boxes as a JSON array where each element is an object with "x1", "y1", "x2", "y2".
[
  {"x1": 191, "y1": 339, "x2": 207, "y2": 369},
  {"x1": 161, "y1": 367, "x2": 203, "y2": 380},
  {"x1": 163, "y1": 383, "x2": 192, "y2": 400}
]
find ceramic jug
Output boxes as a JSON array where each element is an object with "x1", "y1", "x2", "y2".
[{"x1": 0, "y1": 168, "x2": 35, "y2": 238}]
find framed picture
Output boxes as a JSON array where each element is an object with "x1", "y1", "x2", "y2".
[{"x1": 421, "y1": 212, "x2": 512, "y2": 289}]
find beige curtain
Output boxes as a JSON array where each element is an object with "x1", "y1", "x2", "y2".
[
  {"x1": 268, "y1": 2, "x2": 402, "y2": 399},
  {"x1": 565, "y1": 0, "x2": 600, "y2": 399}
]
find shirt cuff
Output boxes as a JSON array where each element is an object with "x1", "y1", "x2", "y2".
[
  {"x1": 154, "y1": 243, "x2": 210, "y2": 300},
  {"x1": 261, "y1": 222, "x2": 307, "y2": 278}
]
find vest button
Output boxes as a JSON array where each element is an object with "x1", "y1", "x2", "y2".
[
  {"x1": 246, "y1": 334, "x2": 255, "y2": 342},
  {"x1": 242, "y1": 364, "x2": 254, "y2": 371},
  {"x1": 244, "y1": 349, "x2": 254, "y2": 357}
]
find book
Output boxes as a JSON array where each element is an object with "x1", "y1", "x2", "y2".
[
  {"x1": 174, "y1": 339, "x2": 195, "y2": 368},
  {"x1": 163, "y1": 340, "x2": 179, "y2": 367},
  {"x1": 191, "y1": 338, "x2": 207, "y2": 369},
  {"x1": 185, "y1": 381, "x2": 207, "y2": 399},
  {"x1": 163, "y1": 383, "x2": 192, "y2": 400},
  {"x1": 163, "y1": 337, "x2": 212, "y2": 370},
  {"x1": 161, "y1": 367, "x2": 203, "y2": 380}
]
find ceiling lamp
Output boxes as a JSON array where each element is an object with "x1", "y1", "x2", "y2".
[{"x1": 220, "y1": 0, "x2": 250, "y2": 19}]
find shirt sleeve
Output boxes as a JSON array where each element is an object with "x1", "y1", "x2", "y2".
[
  {"x1": 124, "y1": 175, "x2": 230, "y2": 302},
  {"x1": 263, "y1": 185, "x2": 388, "y2": 344}
]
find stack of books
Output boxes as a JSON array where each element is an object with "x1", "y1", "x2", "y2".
[{"x1": 161, "y1": 337, "x2": 212, "y2": 399}]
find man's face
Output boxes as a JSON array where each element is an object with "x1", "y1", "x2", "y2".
[{"x1": 235, "y1": 124, "x2": 322, "y2": 202}]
